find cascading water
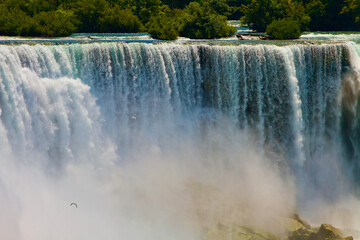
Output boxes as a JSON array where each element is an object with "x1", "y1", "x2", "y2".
[{"x1": 0, "y1": 42, "x2": 360, "y2": 239}]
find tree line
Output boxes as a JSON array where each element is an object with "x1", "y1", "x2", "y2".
[{"x1": 0, "y1": 0, "x2": 359, "y2": 39}]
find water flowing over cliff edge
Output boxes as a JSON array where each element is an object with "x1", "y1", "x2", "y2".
[{"x1": 0, "y1": 42, "x2": 359, "y2": 239}]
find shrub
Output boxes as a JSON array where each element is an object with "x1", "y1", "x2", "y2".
[
  {"x1": 266, "y1": 18, "x2": 301, "y2": 40},
  {"x1": 146, "y1": 15, "x2": 178, "y2": 40}
]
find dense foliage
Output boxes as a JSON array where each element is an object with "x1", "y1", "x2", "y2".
[
  {"x1": 0, "y1": 0, "x2": 358, "y2": 38},
  {"x1": 266, "y1": 19, "x2": 301, "y2": 40},
  {"x1": 146, "y1": 15, "x2": 178, "y2": 40},
  {"x1": 241, "y1": 0, "x2": 310, "y2": 32}
]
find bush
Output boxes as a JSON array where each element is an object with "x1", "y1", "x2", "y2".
[
  {"x1": 100, "y1": 8, "x2": 144, "y2": 33},
  {"x1": 146, "y1": 15, "x2": 178, "y2": 40},
  {"x1": 179, "y1": 2, "x2": 236, "y2": 39},
  {"x1": 266, "y1": 18, "x2": 301, "y2": 40}
]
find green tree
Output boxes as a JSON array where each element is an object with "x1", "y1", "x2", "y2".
[
  {"x1": 133, "y1": 0, "x2": 164, "y2": 24},
  {"x1": 179, "y1": 2, "x2": 236, "y2": 39},
  {"x1": 0, "y1": 4, "x2": 35, "y2": 36},
  {"x1": 100, "y1": 7, "x2": 144, "y2": 33},
  {"x1": 70, "y1": 0, "x2": 109, "y2": 32},
  {"x1": 206, "y1": 0, "x2": 232, "y2": 16},
  {"x1": 32, "y1": 10, "x2": 77, "y2": 37},
  {"x1": 241, "y1": 0, "x2": 272, "y2": 32},
  {"x1": 242, "y1": 0, "x2": 310, "y2": 32},
  {"x1": 27, "y1": 0, "x2": 59, "y2": 16},
  {"x1": 146, "y1": 15, "x2": 178, "y2": 40},
  {"x1": 160, "y1": 0, "x2": 192, "y2": 8},
  {"x1": 307, "y1": 0, "x2": 356, "y2": 30},
  {"x1": 342, "y1": 0, "x2": 360, "y2": 22},
  {"x1": 227, "y1": 0, "x2": 251, "y2": 19},
  {"x1": 305, "y1": 0, "x2": 325, "y2": 30}
]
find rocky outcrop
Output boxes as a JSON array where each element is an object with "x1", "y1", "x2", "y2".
[
  {"x1": 286, "y1": 224, "x2": 353, "y2": 240},
  {"x1": 205, "y1": 217, "x2": 354, "y2": 240}
]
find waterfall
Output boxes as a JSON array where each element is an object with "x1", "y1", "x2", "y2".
[
  {"x1": 1, "y1": 43, "x2": 356, "y2": 167},
  {"x1": 0, "y1": 42, "x2": 359, "y2": 239}
]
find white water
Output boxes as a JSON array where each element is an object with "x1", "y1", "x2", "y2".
[
  {"x1": 301, "y1": 32, "x2": 360, "y2": 44},
  {"x1": 0, "y1": 42, "x2": 360, "y2": 239}
]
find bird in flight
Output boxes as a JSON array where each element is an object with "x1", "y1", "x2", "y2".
[{"x1": 70, "y1": 203, "x2": 78, "y2": 208}]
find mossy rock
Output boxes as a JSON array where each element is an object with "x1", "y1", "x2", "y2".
[
  {"x1": 206, "y1": 222, "x2": 280, "y2": 240},
  {"x1": 287, "y1": 228, "x2": 317, "y2": 240},
  {"x1": 317, "y1": 224, "x2": 343, "y2": 240},
  {"x1": 287, "y1": 224, "x2": 353, "y2": 240}
]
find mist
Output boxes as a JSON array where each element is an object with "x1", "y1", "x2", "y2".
[{"x1": 0, "y1": 116, "x2": 298, "y2": 240}]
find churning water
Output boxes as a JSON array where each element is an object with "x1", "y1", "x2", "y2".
[{"x1": 0, "y1": 42, "x2": 360, "y2": 239}]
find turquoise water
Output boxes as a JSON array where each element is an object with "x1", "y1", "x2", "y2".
[{"x1": 1, "y1": 31, "x2": 360, "y2": 45}]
